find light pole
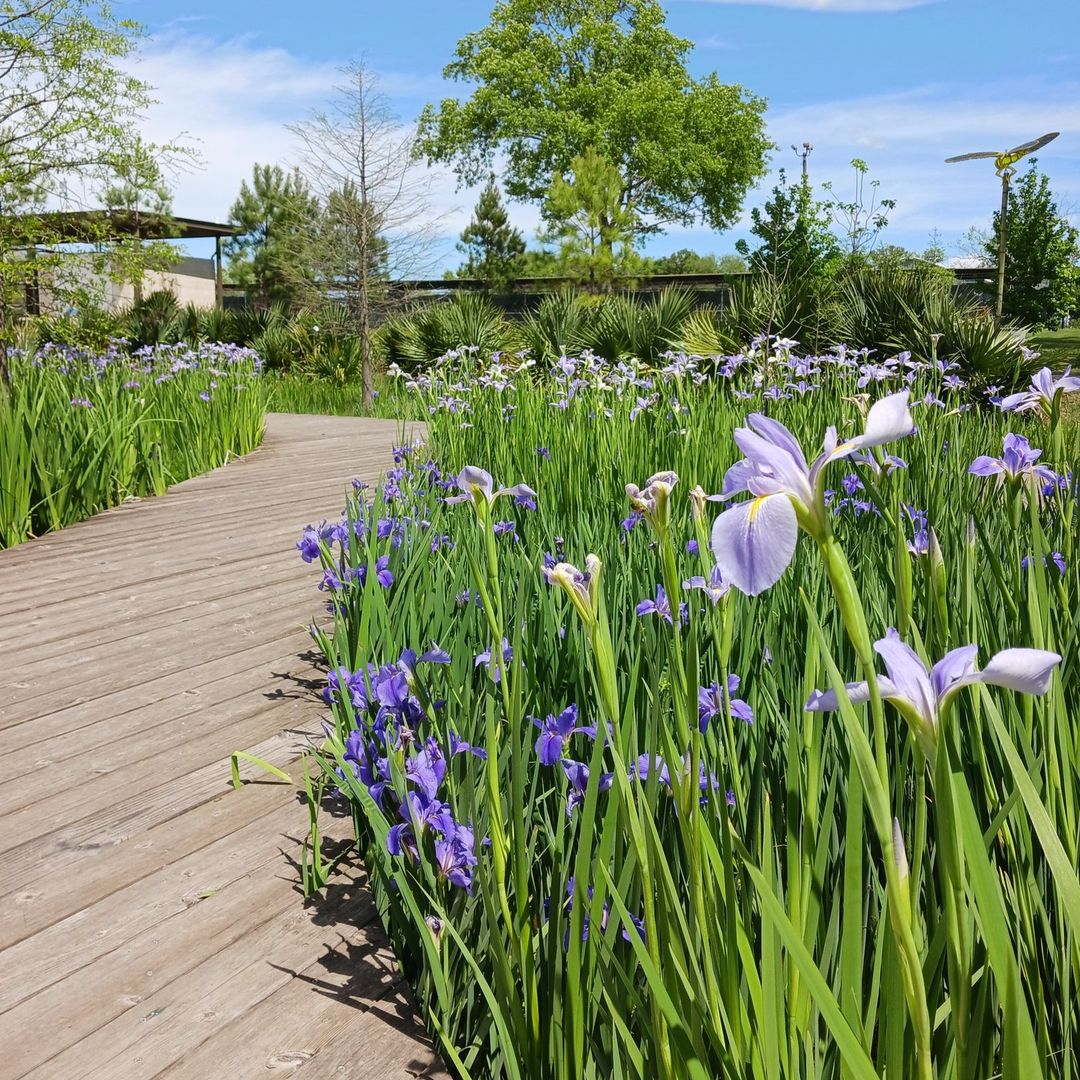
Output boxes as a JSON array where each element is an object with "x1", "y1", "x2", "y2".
[
  {"x1": 945, "y1": 131, "x2": 1059, "y2": 324},
  {"x1": 791, "y1": 141, "x2": 813, "y2": 180}
]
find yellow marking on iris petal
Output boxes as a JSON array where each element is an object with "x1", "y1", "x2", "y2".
[{"x1": 748, "y1": 495, "x2": 769, "y2": 522}]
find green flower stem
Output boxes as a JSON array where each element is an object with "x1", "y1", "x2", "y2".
[{"x1": 818, "y1": 532, "x2": 934, "y2": 1080}]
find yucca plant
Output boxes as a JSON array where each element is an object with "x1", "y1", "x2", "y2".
[
  {"x1": 670, "y1": 304, "x2": 744, "y2": 357},
  {"x1": 520, "y1": 290, "x2": 590, "y2": 363}
]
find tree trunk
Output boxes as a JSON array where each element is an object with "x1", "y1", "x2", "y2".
[{"x1": 359, "y1": 247, "x2": 373, "y2": 410}]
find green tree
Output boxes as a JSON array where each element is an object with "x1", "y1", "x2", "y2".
[
  {"x1": 98, "y1": 138, "x2": 178, "y2": 302},
  {"x1": 736, "y1": 168, "x2": 839, "y2": 282},
  {"x1": 644, "y1": 250, "x2": 746, "y2": 275},
  {"x1": 540, "y1": 146, "x2": 638, "y2": 289},
  {"x1": 0, "y1": 0, "x2": 188, "y2": 359},
  {"x1": 417, "y1": 0, "x2": 769, "y2": 243},
  {"x1": 312, "y1": 180, "x2": 390, "y2": 301},
  {"x1": 456, "y1": 175, "x2": 525, "y2": 290},
  {"x1": 226, "y1": 163, "x2": 320, "y2": 309},
  {"x1": 985, "y1": 159, "x2": 1079, "y2": 329}
]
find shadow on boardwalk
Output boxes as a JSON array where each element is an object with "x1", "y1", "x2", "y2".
[{"x1": 0, "y1": 413, "x2": 446, "y2": 1079}]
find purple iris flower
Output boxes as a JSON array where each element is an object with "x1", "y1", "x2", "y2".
[
  {"x1": 537, "y1": 447, "x2": 551, "y2": 460},
  {"x1": 449, "y1": 731, "x2": 488, "y2": 760},
  {"x1": 907, "y1": 529, "x2": 930, "y2": 557},
  {"x1": 533, "y1": 704, "x2": 596, "y2": 765},
  {"x1": 806, "y1": 628, "x2": 1060, "y2": 757},
  {"x1": 374, "y1": 555, "x2": 394, "y2": 588},
  {"x1": 324, "y1": 667, "x2": 370, "y2": 711},
  {"x1": 562, "y1": 760, "x2": 614, "y2": 817},
  {"x1": 434, "y1": 824, "x2": 478, "y2": 893},
  {"x1": 711, "y1": 392, "x2": 915, "y2": 596},
  {"x1": 969, "y1": 433, "x2": 1061, "y2": 489},
  {"x1": 493, "y1": 520, "x2": 518, "y2": 540},
  {"x1": 1022, "y1": 552, "x2": 1067, "y2": 575},
  {"x1": 475, "y1": 638, "x2": 513, "y2": 682},
  {"x1": 998, "y1": 366, "x2": 1080, "y2": 416},
  {"x1": 70, "y1": 396, "x2": 93, "y2": 408},
  {"x1": 635, "y1": 585, "x2": 687, "y2": 626},
  {"x1": 698, "y1": 676, "x2": 754, "y2": 733}
]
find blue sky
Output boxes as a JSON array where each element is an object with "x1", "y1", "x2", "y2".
[{"x1": 113, "y1": 0, "x2": 1079, "y2": 270}]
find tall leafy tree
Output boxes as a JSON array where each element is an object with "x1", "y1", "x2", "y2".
[
  {"x1": 98, "y1": 138, "x2": 178, "y2": 302},
  {"x1": 0, "y1": 0, "x2": 188, "y2": 357},
  {"x1": 985, "y1": 159, "x2": 1079, "y2": 329},
  {"x1": 540, "y1": 146, "x2": 638, "y2": 289},
  {"x1": 417, "y1": 0, "x2": 770, "y2": 242},
  {"x1": 226, "y1": 164, "x2": 319, "y2": 309},
  {"x1": 456, "y1": 175, "x2": 525, "y2": 290}
]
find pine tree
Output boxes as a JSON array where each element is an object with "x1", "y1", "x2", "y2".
[
  {"x1": 457, "y1": 175, "x2": 525, "y2": 290},
  {"x1": 986, "y1": 159, "x2": 1079, "y2": 329},
  {"x1": 540, "y1": 147, "x2": 638, "y2": 289},
  {"x1": 226, "y1": 164, "x2": 320, "y2": 309}
]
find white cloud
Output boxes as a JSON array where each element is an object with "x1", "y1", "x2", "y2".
[
  {"x1": 119, "y1": 31, "x2": 539, "y2": 269},
  {"x1": 758, "y1": 83, "x2": 1079, "y2": 251}
]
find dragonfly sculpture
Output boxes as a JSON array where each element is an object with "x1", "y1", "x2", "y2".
[
  {"x1": 945, "y1": 131, "x2": 1059, "y2": 176},
  {"x1": 946, "y1": 132, "x2": 1059, "y2": 322}
]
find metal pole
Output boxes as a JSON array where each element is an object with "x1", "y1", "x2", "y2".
[
  {"x1": 214, "y1": 234, "x2": 223, "y2": 310},
  {"x1": 995, "y1": 170, "x2": 1010, "y2": 325}
]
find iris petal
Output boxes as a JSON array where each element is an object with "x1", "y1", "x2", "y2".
[{"x1": 711, "y1": 494, "x2": 798, "y2": 597}]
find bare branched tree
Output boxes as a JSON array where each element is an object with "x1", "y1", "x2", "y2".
[{"x1": 288, "y1": 61, "x2": 446, "y2": 407}]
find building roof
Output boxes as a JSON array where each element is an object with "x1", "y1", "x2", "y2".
[{"x1": 3, "y1": 210, "x2": 240, "y2": 244}]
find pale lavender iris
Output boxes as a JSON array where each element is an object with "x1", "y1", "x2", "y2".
[
  {"x1": 711, "y1": 392, "x2": 916, "y2": 596},
  {"x1": 683, "y1": 564, "x2": 731, "y2": 605},
  {"x1": 968, "y1": 433, "x2": 1060, "y2": 488},
  {"x1": 445, "y1": 466, "x2": 537, "y2": 507},
  {"x1": 998, "y1": 366, "x2": 1080, "y2": 416},
  {"x1": 805, "y1": 627, "x2": 1060, "y2": 756}
]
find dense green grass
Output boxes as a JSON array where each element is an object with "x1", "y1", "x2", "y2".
[
  {"x1": 289, "y1": 347, "x2": 1080, "y2": 1078},
  {"x1": 1029, "y1": 326, "x2": 1080, "y2": 371},
  {"x1": 0, "y1": 342, "x2": 266, "y2": 547}
]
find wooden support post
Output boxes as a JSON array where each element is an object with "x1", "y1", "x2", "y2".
[{"x1": 215, "y1": 234, "x2": 224, "y2": 309}]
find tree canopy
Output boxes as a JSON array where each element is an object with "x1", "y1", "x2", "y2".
[
  {"x1": 226, "y1": 164, "x2": 320, "y2": 308},
  {"x1": 0, "y1": 1, "x2": 189, "y2": 326},
  {"x1": 416, "y1": 0, "x2": 770, "y2": 237},
  {"x1": 987, "y1": 159, "x2": 1079, "y2": 329}
]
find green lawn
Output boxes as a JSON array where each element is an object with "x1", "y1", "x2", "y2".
[{"x1": 1029, "y1": 326, "x2": 1080, "y2": 370}]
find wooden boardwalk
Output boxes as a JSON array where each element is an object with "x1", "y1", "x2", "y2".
[{"x1": 0, "y1": 413, "x2": 446, "y2": 1080}]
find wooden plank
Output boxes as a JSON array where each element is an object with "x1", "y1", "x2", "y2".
[
  {"x1": 0, "y1": 762, "x2": 307, "y2": 950},
  {"x1": 0, "y1": 413, "x2": 440, "y2": 1078},
  {"x1": 0, "y1": 645, "x2": 314, "y2": 793},
  {"x1": 34, "y1": 866, "x2": 393, "y2": 1080},
  {"x1": 0, "y1": 637, "x2": 311, "y2": 754},
  {"x1": 0, "y1": 582, "x2": 315, "y2": 707}
]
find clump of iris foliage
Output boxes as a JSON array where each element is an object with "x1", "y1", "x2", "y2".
[
  {"x1": 0, "y1": 341, "x2": 266, "y2": 547},
  {"x1": 295, "y1": 342, "x2": 1080, "y2": 1079}
]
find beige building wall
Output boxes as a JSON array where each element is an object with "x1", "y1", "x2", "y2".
[
  {"x1": 106, "y1": 264, "x2": 217, "y2": 311},
  {"x1": 36, "y1": 254, "x2": 219, "y2": 314}
]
